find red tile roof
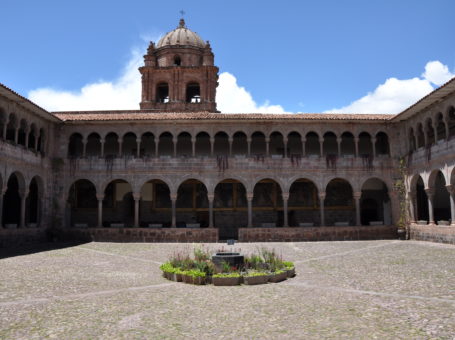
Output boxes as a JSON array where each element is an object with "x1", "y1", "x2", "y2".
[{"x1": 53, "y1": 111, "x2": 394, "y2": 122}]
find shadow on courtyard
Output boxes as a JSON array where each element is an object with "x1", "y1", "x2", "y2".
[{"x1": 0, "y1": 241, "x2": 89, "y2": 260}]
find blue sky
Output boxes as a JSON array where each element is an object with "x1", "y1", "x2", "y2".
[{"x1": 1, "y1": 0, "x2": 454, "y2": 113}]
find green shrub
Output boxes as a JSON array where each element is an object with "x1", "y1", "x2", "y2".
[{"x1": 282, "y1": 261, "x2": 294, "y2": 269}]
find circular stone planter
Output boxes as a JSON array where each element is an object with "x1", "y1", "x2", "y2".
[
  {"x1": 285, "y1": 267, "x2": 296, "y2": 278},
  {"x1": 212, "y1": 276, "x2": 242, "y2": 286},
  {"x1": 243, "y1": 274, "x2": 270, "y2": 285},
  {"x1": 269, "y1": 271, "x2": 287, "y2": 283}
]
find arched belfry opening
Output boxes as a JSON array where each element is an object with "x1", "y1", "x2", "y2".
[
  {"x1": 139, "y1": 19, "x2": 218, "y2": 112},
  {"x1": 186, "y1": 83, "x2": 201, "y2": 103},
  {"x1": 156, "y1": 83, "x2": 169, "y2": 103}
]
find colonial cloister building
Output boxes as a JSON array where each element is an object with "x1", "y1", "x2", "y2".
[{"x1": 1, "y1": 19, "x2": 454, "y2": 245}]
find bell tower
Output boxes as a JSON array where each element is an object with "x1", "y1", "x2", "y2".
[{"x1": 139, "y1": 19, "x2": 219, "y2": 112}]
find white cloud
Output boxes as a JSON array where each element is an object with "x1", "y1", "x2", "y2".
[
  {"x1": 422, "y1": 60, "x2": 455, "y2": 86},
  {"x1": 216, "y1": 72, "x2": 286, "y2": 113},
  {"x1": 325, "y1": 61, "x2": 454, "y2": 114},
  {"x1": 29, "y1": 48, "x2": 143, "y2": 111},
  {"x1": 28, "y1": 48, "x2": 285, "y2": 113}
]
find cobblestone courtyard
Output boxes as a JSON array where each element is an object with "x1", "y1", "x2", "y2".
[{"x1": 0, "y1": 240, "x2": 454, "y2": 339}]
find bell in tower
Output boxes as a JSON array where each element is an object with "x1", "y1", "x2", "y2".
[{"x1": 139, "y1": 19, "x2": 219, "y2": 112}]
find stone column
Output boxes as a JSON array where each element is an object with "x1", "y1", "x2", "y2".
[
  {"x1": 24, "y1": 128, "x2": 30, "y2": 149},
  {"x1": 319, "y1": 138, "x2": 324, "y2": 157},
  {"x1": 228, "y1": 137, "x2": 233, "y2": 156},
  {"x1": 173, "y1": 137, "x2": 177, "y2": 157},
  {"x1": 96, "y1": 194, "x2": 104, "y2": 228},
  {"x1": 170, "y1": 193, "x2": 177, "y2": 228},
  {"x1": 133, "y1": 193, "x2": 140, "y2": 227},
  {"x1": 446, "y1": 185, "x2": 455, "y2": 226},
  {"x1": 282, "y1": 192, "x2": 289, "y2": 227},
  {"x1": 1, "y1": 123, "x2": 6, "y2": 140},
  {"x1": 319, "y1": 192, "x2": 326, "y2": 226},
  {"x1": 354, "y1": 137, "x2": 359, "y2": 157},
  {"x1": 247, "y1": 138, "x2": 252, "y2": 156},
  {"x1": 444, "y1": 121, "x2": 450, "y2": 141},
  {"x1": 247, "y1": 192, "x2": 254, "y2": 227},
  {"x1": 283, "y1": 137, "x2": 288, "y2": 158},
  {"x1": 337, "y1": 137, "x2": 342, "y2": 156},
  {"x1": 136, "y1": 138, "x2": 141, "y2": 158},
  {"x1": 210, "y1": 137, "x2": 215, "y2": 157},
  {"x1": 154, "y1": 137, "x2": 159, "y2": 157},
  {"x1": 353, "y1": 191, "x2": 362, "y2": 226},
  {"x1": 14, "y1": 128, "x2": 19, "y2": 144},
  {"x1": 191, "y1": 137, "x2": 196, "y2": 157},
  {"x1": 0, "y1": 189, "x2": 5, "y2": 227},
  {"x1": 302, "y1": 138, "x2": 306, "y2": 157},
  {"x1": 34, "y1": 134, "x2": 39, "y2": 152},
  {"x1": 20, "y1": 190, "x2": 28, "y2": 228},
  {"x1": 118, "y1": 140, "x2": 123, "y2": 157},
  {"x1": 433, "y1": 124, "x2": 439, "y2": 143},
  {"x1": 265, "y1": 137, "x2": 270, "y2": 156},
  {"x1": 100, "y1": 139, "x2": 105, "y2": 157},
  {"x1": 425, "y1": 189, "x2": 435, "y2": 224},
  {"x1": 208, "y1": 194, "x2": 214, "y2": 228},
  {"x1": 372, "y1": 138, "x2": 377, "y2": 157},
  {"x1": 407, "y1": 191, "x2": 417, "y2": 223},
  {"x1": 82, "y1": 138, "x2": 87, "y2": 158}
]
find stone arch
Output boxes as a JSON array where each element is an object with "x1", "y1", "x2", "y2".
[
  {"x1": 2, "y1": 171, "x2": 26, "y2": 227},
  {"x1": 269, "y1": 131, "x2": 285, "y2": 156},
  {"x1": 375, "y1": 131, "x2": 390, "y2": 155},
  {"x1": 186, "y1": 82, "x2": 201, "y2": 103},
  {"x1": 414, "y1": 175, "x2": 429, "y2": 222},
  {"x1": 0, "y1": 107, "x2": 7, "y2": 140},
  {"x1": 408, "y1": 127, "x2": 416, "y2": 152},
  {"x1": 435, "y1": 112, "x2": 446, "y2": 141},
  {"x1": 85, "y1": 132, "x2": 102, "y2": 157},
  {"x1": 447, "y1": 105, "x2": 455, "y2": 139},
  {"x1": 194, "y1": 131, "x2": 210, "y2": 156},
  {"x1": 425, "y1": 117, "x2": 435, "y2": 146},
  {"x1": 305, "y1": 131, "x2": 320, "y2": 156},
  {"x1": 214, "y1": 178, "x2": 248, "y2": 239},
  {"x1": 37, "y1": 127, "x2": 45, "y2": 154},
  {"x1": 139, "y1": 179, "x2": 172, "y2": 227},
  {"x1": 252, "y1": 178, "x2": 284, "y2": 227},
  {"x1": 158, "y1": 131, "x2": 173, "y2": 157},
  {"x1": 140, "y1": 132, "x2": 156, "y2": 157},
  {"x1": 287, "y1": 131, "x2": 303, "y2": 155},
  {"x1": 67, "y1": 179, "x2": 98, "y2": 227},
  {"x1": 68, "y1": 132, "x2": 84, "y2": 157},
  {"x1": 358, "y1": 131, "x2": 373, "y2": 155},
  {"x1": 176, "y1": 178, "x2": 209, "y2": 228},
  {"x1": 18, "y1": 118, "x2": 28, "y2": 146},
  {"x1": 251, "y1": 131, "x2": 266, "y2": 155},
  {"x1": 360, "y1": 177, "x2": 391, "y2": 225},
  {"x1": 288, "y1": 178, "x2": 320, "y2": 227},
  {"x1": 175, "y1": 131, "x2": 191, "y2": 157},
  {"x1": 340, "y1": 131, "x2": 355, "y2": 156},
  {"x1": 28, "y1": 123, "x2": 37, "y2": 149},
  {"x1": 323, "y1": 131, "x2": 337, "y2": 156},
  {"x1": 416, "y1": 123, "x2": 425, "y2": 148},
  {"x1": 122, "y1": 132, "x2": 137, "y2": 157},
  {"x1": 214, "y1": 131, "x2": 229, "y2": 155},
  {"x1": 104, "y1": 132, "x2": 119, "y2": 157},
  {"x1": 103, "y1": 179, "x2": 134, "y2": 227},
  {"x1": 232, "y1": 131, "x2": 248, "y2": 155},
  {"x1": 324, "y1": 177, "x2": 355, "y2": 226},
  {"x1": 156, "y1": 82, "x2": 169, "y2": 103},
  {"x1": 428, "y1": 170, "x2": 450, "y2": 223},
  {"x1": 6, "y1": 113, "x2": 18, "y2": 142}
]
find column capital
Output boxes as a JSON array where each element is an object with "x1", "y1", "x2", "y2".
[
  {"x1": 282, "y1": 192, "x2": 290, "y2": 201},
  {"x1": 407, "y1": 191, "x2": 416, "y2": 199},
  {"x1": 246, "y1": 138, "x2": 252, "y2": 143},
  {"x1": 318, "y1": 192, "x2": 326, "y2": 200},
  {"x1": 207, "y1": 193, "x2": 215, "y2": 201},
  {"x1": 228, "y1": 137, "x2": 233, "y2": 143},
  {"x1": 96, "y1": 194, "x2": 104, "y2": 201},
  {"x1": 100, "y1": 138, "x2": 105, "y2": 143},
  {"x1": 265, "y1": 137, "x2": 270, "y2": 143},
  {"x1": 191, "y1": 137, "x2": 196, "y2": 143},
  {"x1": 170, "y1": 193, "x2": 178, "y2": 201},
  {"x1": 424, "y1": 188, "x2": 434, "y2": 198},
  {"x1": 445, "y1": 184, "x2": 454, "y2": 194},
  {"x1": 336, "y1": 137, "x2": 342, "y2": 143},
  {"x1": 20, "y1": 190, "x2": 29, "y2": 199},
  {"x1": 353, "y1": 191, "x2": 362, "y2": 200},
  {"x1": 136, "y1": 138, "x2": 141, "y2": 143},
  {"x1": 246, "y1": 192, "x2": 254, "y2": 201},
  {"x1": 132, "y1": 193, "x2": 141, "y2": 201}
]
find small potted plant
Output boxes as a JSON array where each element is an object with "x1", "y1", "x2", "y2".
[
  {"x1": 212, "y1": 272, "x2": 242, "y2": 286},
  {"x1": 243, "y1": 270, "x2": 270, "y2": 285},
  {"x1": 189, "y1": 269, "x2": 206, "y2": 285},
  {"x1": 268, "y1": 269, "x2": 287, "y2": 283},
  {"x1": 282, "y1": 261, "x2": 296, "y2": 278}
]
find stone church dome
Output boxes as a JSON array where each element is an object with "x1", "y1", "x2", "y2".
[{"x1": 156, "y1": 19, "x2": 206, "y2": 49}]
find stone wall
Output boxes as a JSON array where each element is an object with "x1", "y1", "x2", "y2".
[
  {"x1": 0, "y1": 228, "x2": 48, "y2": 248},
  {"x1": 61, "y1": 227, "x2": 218, "y2": 243},
  {"x1": 238, "y1": 226, "x2": 397, "y2": 242},
  {"x1": 409, "y1": 224, "x2": 455, "y2": 245}
]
